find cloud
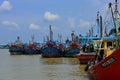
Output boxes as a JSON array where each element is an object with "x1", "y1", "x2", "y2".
[
  {"x1": 1, "y1": 21, "x2": 18, "y2": 27},
  {"x1": 68, "y1": 18, "x2": 75, "y2": 28},
  {"x1": 44, "y1": 11, "x2": 59, "y2": 21},
  {"x1": 29, "y1": 24, "x2": 40, "y2": 30},
  {"x1": 79, "y1": 20, "x2": 90, "y2": 27},
  {"x1": 68, "y1": 18, "x2": 90, "y2": 28},
  {"x1": 0, "y1": 0, "x2": 12, "y2": 11}
]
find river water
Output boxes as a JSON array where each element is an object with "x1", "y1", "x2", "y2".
[{"x1": 0, "y1": 49, "x2": 89, "y2": 80}]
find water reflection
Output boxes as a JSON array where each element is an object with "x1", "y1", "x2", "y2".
[
  {"x1": 40, "y1": 58, "x2": 63, "y2": 65},
  {"x1": 0, "y1": 49, "x2": 89, "y2": 80},
  {"x1": 40, "y1": 57, "x2": 80, "y2": 65},
  {"x1": 40, "y1": 57, "x2": 89, "y2": 80}
]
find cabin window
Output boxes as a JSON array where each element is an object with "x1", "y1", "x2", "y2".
[
  {"x1": 97, "y1": 42, "x2": 104, "y2": 48},
  {"x1": 101, "y1": 42, "x2": 104, "y2": 48},
  {"x1": 107, "y1": 42, "x2": 113, "y2": 49},
  {"x1": 107, "y1": 42, "x2": 112, "y2": 47}
]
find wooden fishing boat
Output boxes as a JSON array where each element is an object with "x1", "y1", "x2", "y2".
[
  {"x1": 23, "y1": 43, "x2": 40, "y2": 55},
  {"x1": 9, "y1": 36, "x2": 24, "y2": 55},
  {"x1": 77, "y1": 52, "x2": 96, "y2": 64},
  {"x1": 65, "y1": 41, "x2": 80, "y2": 57},
  {"x1": 23, "y1": 35, "x2": 41, "y2": 55},
  {"x1": 41, "y1": 41, "x2": 61, "y2": 58},
  {"x1": 65, "y1": 48, "x2": 80, "y2": 57},
  {"x1": 87, "y1": 0, "x2": 120, "y2": 79},
  {"x1": 9, "y1": 44, "x2": 23, "y2": 55},
  {"x1": 88, "y1": 48, "x2": 120, "y2": 80},
  {"x1": 77, "y1": 12, "x2": 101, "y2": 64},
  {"x1": 65, "y1": 31, "x2": 80, "y2": 57},
  {"x1": 41, "y1": 25, "x2": 61, "y2": 58}
]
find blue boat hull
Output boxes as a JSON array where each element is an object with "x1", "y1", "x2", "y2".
[
  {"x1": 23, "y1": 49, "x2": 40, "y2": 55},
  {"x1": 41, "y1": 45, "x2": 61, "y2": 58},
  {"x1": 9, "y1": 47, "x2": 24, "y2": 55},
  {"x1": 65, "y1": 47, "x2": 80, "y2": 57}
]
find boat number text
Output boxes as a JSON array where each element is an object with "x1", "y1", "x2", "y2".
[{"x1": 101, "y1": 57, "x2": 115, "y2": 68}]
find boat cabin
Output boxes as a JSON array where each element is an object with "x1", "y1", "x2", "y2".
[{"x1": 91, "y1": 36, "x2": 120, "y2": 58}]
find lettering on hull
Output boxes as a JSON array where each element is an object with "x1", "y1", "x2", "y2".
[{"x1": 101, "y1": 57, "x2": 115, "y2": 68}]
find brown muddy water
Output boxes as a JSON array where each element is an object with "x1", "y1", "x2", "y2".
[{"x1": 0, "y1": 49, "x2": 89, "y2": 80}]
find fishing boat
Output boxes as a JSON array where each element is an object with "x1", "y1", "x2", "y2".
[
  {"x1": 77, "y1": 52, "x2": 96, "y2": 64},
  {"x1": 77, "y1": 39, "x2": 99, "y2": 64},
  {"x1": 23, "y1": 43, "x2": 40, "y2": 55},
  {"x1": 88, "y1": 48, "x2": 120, "y2": 80},
  {"x1": 23, "y1": 35, "x2": 41, "y2": 55},
  {"x1": 87, "y1": 0, "x2": 120, "y2": 79},
  {"x1": 41, "y1": 25, "x2": 61, "y2": 58},
  {"x1": 41, "y1": 41, "x2": 61, "y2": 57},
  {"x1": 65, "y1": 31, "x2": 80, "y2": 57},
  {"x1": 9, "y1": 36, "x2": 24, "y2": 55},
  {"x1": 77, "y1": 12, "x2": 102, "y2": 64}
]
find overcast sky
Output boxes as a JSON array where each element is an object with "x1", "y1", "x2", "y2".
[{"x1": 0, "y1": 0, "x2": 118, "y2": 44}]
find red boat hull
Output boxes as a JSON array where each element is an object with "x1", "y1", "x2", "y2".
[
  {"x1": 41, "y1": 54, "x2": 61, "y2": 58},
  {"x1": 77, "y1": 53, "x2": 95, "y2": 64},
  {"x1": 88, "y1": 48, "x2": 120, "y2": 80}
]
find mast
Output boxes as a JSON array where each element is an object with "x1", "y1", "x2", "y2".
[
  {"x1": 58, "y1": 34, "x2": 62, "y2": 43},
  {"x1": 49, "y1": 25, "x2": 53, "y2": 41},
  {"x1": 71, "y1": 30, "x2": 75, "y2": 41},
  {"x1": 104, "y1": 26, "x2": 107, "y2": 36},
  {"x1": 91, "y1": 26, "x2": 94, "y2": 37},
  {"x1": 89, "y1": 29, "x2": 90, "y2": 37},
  {"x1": 15, "y1": 36, "x2": 22, "y2": 45},
  {"x1": 16, "y1": 36, "x2": 20, "y2": 44},
  {"x1": 114, "y1": 0, "x2": 119, "y2": 35},
  {"x1": 31, "y1": 34, "x2": 35, "y2": 43},
  {"x1": 109, "y1": 0, "x2": 120, "y2": 47},
  {"x1": 97, "y1": 11, "x2": 100, "y2": 37},
  {"x1": 100, "y1": 16, "x2": 103, "y2": 38},
  {"x1": 17, "y1": 36, "x2": 20, "y2": 42},
  {"x1": 109, "y1": 0, "x2": 119, "y2": 35}
]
